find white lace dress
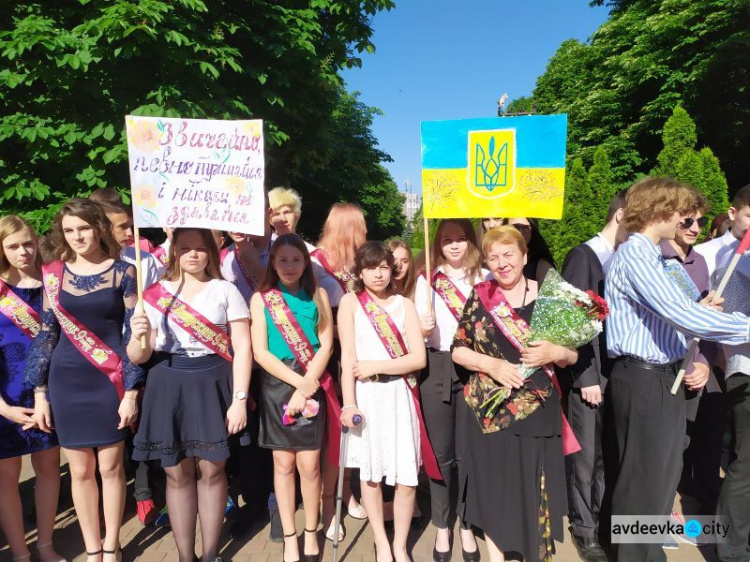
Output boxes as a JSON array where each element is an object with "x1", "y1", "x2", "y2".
[{"x1": 344, "y1": 295, "x2": 422, "y2": 486}]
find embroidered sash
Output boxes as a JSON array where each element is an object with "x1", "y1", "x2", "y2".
[
  {"x1": 143, "y1": 282, "x2": 256, "y2": 410},
  {"x1": 0, "y1": 278, "x2": 41, "y2": 340},
  {"x1": 311, "y1": 250, "x2": 356, "y2": 294},
  {"x1": 663, "y1": 258, "x2": 701, "y2": 301},
  {"x1": 428, "y1": 271, "x2": 467, "y2": 322},
  {"x1": 143, "y1": 283, "x2": 233, "y2": 361},
  {"x1": 42, "y1": 261, "x2": 124, "y2": 399},
  {"x1": 474, "y1": 280, "x2": 581, "y2": 455},
  {"x1": 152, "y1": 245, "x2": 168, "y2": 266},
  {"x1": 234, "y1": 248, "x2": 258, "y2": 294},
  {"x1": 261, "y1": 288, "x2": 343, "y2": 465},
  {"x1": 355, "y1": 291, "x2": 442, "y2": 480}
]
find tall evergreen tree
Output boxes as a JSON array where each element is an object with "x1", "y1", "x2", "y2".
[
  {"x1": 540, "y1": 157, "x2": 590, "y2": 265},
  {"x1": 700, "y1": 147, "x2": 730, "y2": 218},
  {"x1": 587, "y1": 146, "x2": 615, "y2": 230},
  {"x1": 654, "y1": 106, "x2": 697, "y2": 177}
]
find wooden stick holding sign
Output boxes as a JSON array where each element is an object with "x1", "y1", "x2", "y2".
[
  {"x1": 671, "y1": 227, "x2": 750, "y2": 394},
  {"x1": 423, "y1": 216, "x2": 433, "y2": 315},
  {"x1": 133, "y1": 226, "x2": 146, "y2": 350}
]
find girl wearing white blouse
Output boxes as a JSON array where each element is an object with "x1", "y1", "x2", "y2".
[
  {"x1": 128, "y1": 228, "x2": 251, "y2": 562},
  {"x1": 414, "y1": 219, "x2": 486, "y2": 561}
]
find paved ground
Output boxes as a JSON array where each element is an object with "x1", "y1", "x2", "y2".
[{"x1": 0, "y1": 454, "x2": 719, "y2": 562}]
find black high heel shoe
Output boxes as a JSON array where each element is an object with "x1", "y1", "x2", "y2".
[
  {"x1": 303, "y1": 528, "x2": 321, "y2": 562},
  {"x1": 433, "y1": 535, "x2": 452, "y2": 562},
  {"x1": 282, "y1": 531, "x2": 299, "y2": 562}
]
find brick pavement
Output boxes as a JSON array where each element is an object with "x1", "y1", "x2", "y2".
[{"x1": 0, "y1": 456, "x2": 718, "y2": 562}]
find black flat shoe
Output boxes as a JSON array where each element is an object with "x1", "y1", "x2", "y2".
[
  {"x1": 570, "y1": 530, "x2": 609, "y2": 562},
  {"x1": 302, "y1": 528, "x2": 320, "y2": 562}
]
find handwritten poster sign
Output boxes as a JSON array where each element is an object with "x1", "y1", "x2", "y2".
[
  {"x1": 125, "y1": 116, "x2": 265, "y2": 234},
  {"x1": 421, "y1": 114, "x2": 567, "y2": 219}
]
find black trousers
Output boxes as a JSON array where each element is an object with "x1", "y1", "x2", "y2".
[
  {"x1": 564, "y1": 384, "x2": 606, "y2": 539},
  {"x1": 717, "y1": 375, "x2": 750, "y2": 562},
  {"x1": 420, "y1": 349, "x2": 467, "y2": 529},
  {"x1": 237, "y1": 371, "x2": 275, "y2": 512},
  {"x1": 609, "y1": 359, "x2": 685, "y2": 562},
  {"x1": 682, "y1": 369, "x2": 727, "y2": 511}
]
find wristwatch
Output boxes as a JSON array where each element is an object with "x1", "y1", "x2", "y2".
[{"x1": 234, "y1": 391, "x2": 248, "y2": 401}]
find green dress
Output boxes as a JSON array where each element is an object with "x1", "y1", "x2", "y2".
[{"x1": 257, "y1": 284, "x2": 326, "y2": 450}]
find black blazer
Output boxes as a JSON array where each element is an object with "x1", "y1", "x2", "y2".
[{"x1": 560, "y1": 243, "x2": 609, "y2": 389}]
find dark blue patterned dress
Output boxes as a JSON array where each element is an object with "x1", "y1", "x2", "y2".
[
  {"x1": 25, "y1": 261, "x2": 143, "y2": 448},
  {"x1": 0, "y1": 285, "x2": 58, "y2": 459}
]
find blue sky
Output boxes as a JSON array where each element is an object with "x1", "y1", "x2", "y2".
[{"x1": 341, "y1": 0, "x2": 610, "y2": 195}]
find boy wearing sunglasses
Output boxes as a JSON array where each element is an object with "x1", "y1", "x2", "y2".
[
  {"x1": 604, "y1": 177, "x2": 750, "y2": 561},
  {"x1": 659, "y1": 198, "x2": 726, "y2": 537}
]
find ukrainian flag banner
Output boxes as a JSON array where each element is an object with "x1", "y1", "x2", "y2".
[{"x1": 421, "y1": 115, "x2": 567, "y2": 219}]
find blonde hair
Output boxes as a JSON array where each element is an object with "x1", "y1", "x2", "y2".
[
  {"x1": 429, "y1": 219, "x2": 484, "y2": 284},
  {"x1": 0, "y1": 215, "x2": 40, "y2": 276},
  {"x1": 268, "y1": 187, "x2": 302, "y2": 215},
  {"x1": 481, "y1": 225, "x2": 528, "y2": 257},
  {"x1": 317, "y1": 203, "x2": 367, "y2": 271},
  {"x1": 624, "y1": 177, "x2": 700, "y2": 233}
]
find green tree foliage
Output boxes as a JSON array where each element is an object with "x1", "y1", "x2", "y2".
[
  {"x1": 525, "y1": 0, "x2": 750, "y2": 190},
  {"x1": 587, "y1": 146, "x2": 615, "y2": 226},
  {"x1": 540, "y1": 158, "x2": 592, "y2": 265},
  {"x1": 700, "y1": 147, "x2": 729, "y2": 217},
  {"x1": 0, "y1": 0, "x2": 403, "y2": 238},
  {"x1": 652, "y1": 106, "x2": 729, "y2": 222},
  {"x1": 359, "y1": 165, "x2": 405, "y2": 242},
  {"x1": 654, "y1": 106, "x2": 698, "y2": 177}
]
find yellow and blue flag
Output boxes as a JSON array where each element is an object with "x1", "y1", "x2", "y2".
[{"x1": 421, "y1": 115, "x2": 567, "y2": 219}]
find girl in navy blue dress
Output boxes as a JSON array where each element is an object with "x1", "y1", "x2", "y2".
[
  {"x1": 26, "y1": 199, "x2": 143, "y2": 562},
  {"x1": 0, "y1": 216, "x2": 64, "y2": 562}
]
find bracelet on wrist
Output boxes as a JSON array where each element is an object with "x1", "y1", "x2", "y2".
[
  {"x1": 341, "y1": 405, "x2": 358, "y2": 412},
  {"x1": 34, "y1": 388, "x2": 48, "y2": 394}
]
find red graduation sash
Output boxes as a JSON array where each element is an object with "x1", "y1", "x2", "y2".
[
  {"x1": 42, "y1": 260, "x2": 124, "y2": 399},
  {"x1": 311, "y1": 249, "x2": 356, "y2": 294},
  {"x1": 152, "y1": 245, "x2": 168, "y2": 266},
  {"x1": 474, "y1": 280, "x2": 581, "y2": 455},
  {"x1": 143, "y1": 282, "x2": 256, "y2": 409},
  {"x1": 355, "y1": 291, "x2": 442, "y2": 480},
  {"x1": 0, "y1": 278, "x2": 41, "y2": 340},
  {"x1": 427, "y1": 271, "x2": 467, "y2": 322},
  {"x1": 143, "y1": 282, "x2": 233, "y2": 361},
  {"x1": 261, "y1": 288, "x2": 342, "y2": 465}
]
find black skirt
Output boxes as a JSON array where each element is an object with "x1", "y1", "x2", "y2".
[
  {"x1": 458, "y1": 376, "x2": 567, "y2": 562},
  {"x1": 133, "y1": 353, "x2": 251, "y2": 467},
  {"x1": 257, "y1": 358, "x2": 326, "y2": 451}
]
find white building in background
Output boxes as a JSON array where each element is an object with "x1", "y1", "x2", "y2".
[{"x1": 402, "y1": 191, "x2": 421, "y2": 223}]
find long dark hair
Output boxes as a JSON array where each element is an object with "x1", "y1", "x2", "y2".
[
  {"x1": 164, "y1": 228, "x2": 222, "y2": 281},
  {"x1": 387, "y1": 238, "x2": 415, "y2": 298},
  {"x1": 49, "y1": 198, "x2": 121, "y2": 262},
  {"x1": 352, "y1": 241, "x2": 397, "y2": 295},
  {"x1": 501, "y1": 218, "x2": 556, "y2": 270},
  {"x1": 259, "y1": 233, "x2": 327, "y2": 331}
]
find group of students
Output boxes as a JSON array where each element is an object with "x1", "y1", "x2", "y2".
[{"x1": 1, "y1": 177, "x2": 749, "y2": 562}]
